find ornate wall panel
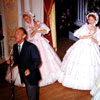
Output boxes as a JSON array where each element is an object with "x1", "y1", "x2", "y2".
[{"x1": 4, "y1": 0, "x2": 18, "y2": 53}]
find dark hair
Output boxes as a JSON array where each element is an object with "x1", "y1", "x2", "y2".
[
  {"x1": 87, "y1": 14, "x2": 96, "y2": 20},
  {"x1": 19, "y1": 27, "x2": 27, "y2": 35}
]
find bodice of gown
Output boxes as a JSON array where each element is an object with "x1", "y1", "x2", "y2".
[
  {"x1": 28, "y1": 31, "x2": 42, "y2": 41},
  {"x1": 79, "y1": 34, "x2": 96, "y2": 45},
  {"x1": 73, "y1": 24, "x2": 100, "y2": 45},
  {"x1": 27, "y1": 23, "x2": 50, "y2": 41}
]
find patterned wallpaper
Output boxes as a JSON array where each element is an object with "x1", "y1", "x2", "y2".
[{"x1": 4, "y1": 0, "x2": 18, "y2": 53}]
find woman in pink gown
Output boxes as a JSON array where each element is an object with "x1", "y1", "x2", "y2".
[{"x1": 5, "y1": 12, "x2": 61, "y2": 87}]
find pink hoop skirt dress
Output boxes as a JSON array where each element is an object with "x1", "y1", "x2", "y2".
[{"x1": 5, "y1": 23, "x2": 61, "y2": 87}]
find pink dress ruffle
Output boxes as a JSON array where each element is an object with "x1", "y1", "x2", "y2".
[{"x1": 5, "y1": 22, "x2": 61, "y2": 87}]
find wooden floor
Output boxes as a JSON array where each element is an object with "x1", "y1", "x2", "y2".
[{"x1": 0, "y1": 38, "x2": 93, "y2": 100}]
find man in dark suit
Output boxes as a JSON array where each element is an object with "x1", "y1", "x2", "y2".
[{"x1": 13, "y1": 27, "x2": 41, "y2": 100}]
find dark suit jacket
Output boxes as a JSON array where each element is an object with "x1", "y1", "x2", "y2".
[{"x1": 13, "y1": 40, "x2": 41, "y2": 85}]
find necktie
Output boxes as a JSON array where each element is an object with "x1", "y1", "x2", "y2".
[{"x1": 18, "y1": 45, "x2": 21, "y2": 54}]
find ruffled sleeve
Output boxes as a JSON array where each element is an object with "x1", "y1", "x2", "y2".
[
  {"x1": 73, "y1": 24, "x2": 87, "y2": 38},
  {"x1": 39, "y1": 23, "x2": 50, "y2": 35},
  {"x1": 95, "y1": 28, "x2": 100, "y2": 45}
]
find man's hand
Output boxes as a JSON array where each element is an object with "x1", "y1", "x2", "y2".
[{"x1": 24, "y1": 69, "x2": 30, "y2": 76}]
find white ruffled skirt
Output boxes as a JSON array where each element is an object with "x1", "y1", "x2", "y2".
[
  {"x1": 5, "y1": 36, "x2": 61, "y2": 87},
  {"x1": 58, "y1": 39, "x2": 100, "y2": 90}
]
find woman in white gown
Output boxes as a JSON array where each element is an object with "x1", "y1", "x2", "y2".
[
  {"x1": 91, "y1": 88, "x2": 100, "y2": 100},
  {"x1": 5, "y1": 12, "x2": 61, "y2": 87},
  {"x1": 90, "y1": 73, "x2": 100, "y2": 96},
  {"x1": 58, "y1": 12, "x2": 100, "y2": 90}
]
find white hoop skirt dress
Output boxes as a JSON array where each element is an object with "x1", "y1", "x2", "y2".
[{"x1": 58, "y1": 24, "x2": 100, "y2": 90}]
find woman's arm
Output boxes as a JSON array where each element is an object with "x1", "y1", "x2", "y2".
[
  {"x1": 37, "y1": 29, "x2": 47, "y2": 33},
  {"x1": 30, "y1": 23, "x2": 40, "y2": 38},
  {"x1": 91, "y1": 37, "x2": 99, "y2": 44},
  {"x1": 30, "y1": 29, "x2": 47, "y2": 38},
  {"x1": 79, "y1": 28, "x2": 96, "y2": 39},
  {"x1": 30, "y1": 29, "x2": 37, "y2": 38},
  {"x1": 79, "y1": 34, "x2": 93, "y2": 39},
  {"x1": 89, "y1": 27, "x2": 99, "y2": 44}
]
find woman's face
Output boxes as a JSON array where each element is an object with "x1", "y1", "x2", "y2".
[
  {"x1": 88, "y1": 16, "x2": 96, "y2": 25},
  {"x1": 23, "y1": 15, "x2": 31, "y2": 24}
]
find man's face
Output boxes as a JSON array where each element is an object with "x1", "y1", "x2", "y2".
[{"x1": 15, "y1": 29, "x2": 26, "y2": 44}]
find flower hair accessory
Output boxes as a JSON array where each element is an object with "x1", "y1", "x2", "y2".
[{"x1": 86, "y1": 12, "x2": 99, "y2": 25}]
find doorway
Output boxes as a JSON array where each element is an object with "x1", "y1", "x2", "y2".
[{"x1": 55, "y1": 0, "x2": 77, "y2": 38}]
